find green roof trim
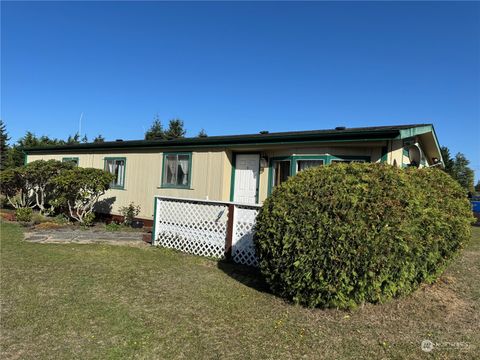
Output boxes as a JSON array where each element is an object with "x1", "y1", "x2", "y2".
[
  {"x1": 397, "y1": 124, "x2": 443, "y2": 164},
  {"x1": 24, "y1": 124, "x2": 436, "y2": 154}
]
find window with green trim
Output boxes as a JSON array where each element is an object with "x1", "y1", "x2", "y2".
[
  {"x1": 296, "y1": 159, "x2": 324, "y2": 172},
  {"x1": 331, "y1": 159, "x2": 366, "y2": 164},
  {"x1": 329, "y1": 155, "x2": 370, "y2": 164},
  {"x1": 162, "y1": 153, "x2": 192, "y2": 188},
  {"x1": 104, "y1": 158, "x2": 126, "y2": 189},
  {"x1": 62, "y1": 157, "x2": 79, "y2": 166}
]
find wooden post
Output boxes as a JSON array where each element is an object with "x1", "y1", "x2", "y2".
[{"x1": 225, "y1": 203, "x2": 235, "y2": 259}]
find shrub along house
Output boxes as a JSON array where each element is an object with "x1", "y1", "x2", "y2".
[{"x1": 24, "y1": 124, "x2": 443, "y2": 224}]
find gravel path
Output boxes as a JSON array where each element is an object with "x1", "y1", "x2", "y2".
[{"x1": 24, "y1": 228, "x2": 148, "y2": 247}]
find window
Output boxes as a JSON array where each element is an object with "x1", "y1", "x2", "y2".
[
  {"x1": 331, "y1": 159, "x2": 366, "y2": 164},
  {"x1": 162, "y1": 153, "x2": 192, "y2": 188},
  {"x1": 296, "y1": 159, "x2": 324, "y2": 172},
  {"x1": 62, "y1": 157, "x2": 79, "y2": 166},
  {"x1": 269, "y1": 156, "x2": 327, "y2": 194},
  {"x1": 329, "y1": 155, "x2": 370, "y2": 164},
  {"x1": 104, "y1": 158, "x2": 126, "y2": 189},
  {"x1": 273, "y1": 160, "x2": 291, "y2": 187}
]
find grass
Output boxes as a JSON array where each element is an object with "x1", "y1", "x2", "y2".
[{"x1": 1, "y1": 222, "x2": 479, "y2": 359}]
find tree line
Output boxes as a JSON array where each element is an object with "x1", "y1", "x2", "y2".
[
  {"x1": 0, "y1": 116, "x2": 208, "y2": 170},
  {"x1": 144, "y1": 115, "x2": 207, "y2": 140},
  {"x1": 0, "y1": 118, "x2": 476, "y2": 193},
  {"x1": 440, "y1": 146, "x2": 477, "y2": 195},
  {"x1": 0, "y1": 120, "x2": 106, "y2": 169}
]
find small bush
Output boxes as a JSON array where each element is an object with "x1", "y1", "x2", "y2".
[
  {"x1": 119, "y1": 202, "x2": 141, "y2": 226},
  {"x1": 105, "y1": 222, "x2": 124, "y2": 231},
  {"x1": 254, "y1": 163, "x2": 474, "y2": 309},
  {"x1": 15, "y1": 208, "x2": 33, "y2": 222},
  {"x1": 52, "y1": 213, "x2": 70, "y2": 225},
  {"x1": 82, "y1": 212, "x2": 96, "y2": 226},
  {"x1": 31, "y1": 212, "x2": 50, "y2": 225}
]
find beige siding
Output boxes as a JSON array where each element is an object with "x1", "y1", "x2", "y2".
[
  {"x1": 390, "y1": 139, "x2": 404, "y2": 167},
  {"x1": 27, "y1": 140, "x2": 407, "y2": 219},
  {"x1": 27, "y1": 150, "x2": 228, "y2": 219}
]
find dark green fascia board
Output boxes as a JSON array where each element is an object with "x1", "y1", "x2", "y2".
[
  {"x1": 23, "y1": 130, "x2": 402, "y2": 154},
  {"x1": 160, "y1": 152, "x2": 192, "y2": 189},
  {"x1": 24, "y1": 124, "x2": 439, "y2": 154},
  {"x1": 24, "y1": 136, "x2": 395, "y2": 155},
  {"x1": 103, "y1": 157, "x2": 127, "y2": 190},
  {"x1": 397, "y1": 125, "x2": 433, "y2": 139}
]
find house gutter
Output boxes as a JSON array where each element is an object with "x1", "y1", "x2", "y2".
[{"x1": 24, "y1": 131, "x2": 399, "y2": 154}]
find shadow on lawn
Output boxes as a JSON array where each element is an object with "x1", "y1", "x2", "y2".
[{"x1": 217, "y1": 260, "x2": 271, "y2": 293}]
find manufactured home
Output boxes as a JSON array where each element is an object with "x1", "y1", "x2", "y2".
[{"x1": 24, "y1": 124, "x2": 443, "y2": 223}]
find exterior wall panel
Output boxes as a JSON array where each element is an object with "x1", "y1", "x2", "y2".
[
  {"x1": 27, "y1": 141, "x2": 406, "y2": 219},
  {"x1": 27, "y1": 150, "x2": 227, "y2": 219}
]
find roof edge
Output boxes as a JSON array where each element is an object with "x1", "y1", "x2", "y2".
[{"x1": 24, "y1": 124, "x2": 433, "y2": 154}]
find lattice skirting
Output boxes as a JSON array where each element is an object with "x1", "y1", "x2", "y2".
[
  {"x1": 232, "y1": 206, "x2": 259, "y2": 267},
  {"x1": 153, "y1": 197, "x2": 260, "y2": 265},
  {"x1": 157, "y1": 224, "x2": 226, "y2": 259}
]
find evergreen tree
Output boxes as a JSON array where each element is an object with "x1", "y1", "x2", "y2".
[
  {"x1": 165, "y1": 118, "x2": 186, "y2": 139},
  {"x1": 66, "y1": 133, "x2": 81, "y2": 145},
  {"x1": 81, "y1": 134, "x2": 88, "y2": 143},
  {"x1": 145, "y1": 114, "x2": 165, "y2": 140},
  {"x1": 197, "y1": 129, "x2": 208, "y2": 138},
  {"x1": 440, "y1": 146, "x2": 454, "y2": 175},
  {"x1": 451, "y1": 153, "x2": 475, "y2": 193},
  {"x1": 5, "y1": 131, "x2": 39, "y2": 168},
  {"x1": 93, "y1": 135, "x2": 105, "y2": 143},
  {"x1": 0, "y1": 120, "x2": 10, "y2": 171}
]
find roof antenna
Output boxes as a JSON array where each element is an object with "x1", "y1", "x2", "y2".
[{"x1": 78, "y1": 112, "x2": 84, "y2": 137}]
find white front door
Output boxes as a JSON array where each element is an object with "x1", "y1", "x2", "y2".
[{"x1": 234, "y1": 154, "x2": 260, "y2": 204}]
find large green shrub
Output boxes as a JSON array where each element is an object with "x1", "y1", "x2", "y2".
[
  {"x1": 52, "y1": 167, "x2": 114, "y2": 225},
  {"x1": 0, "y1": 160, "x2": 73, "y2": 213},
  {"x1": 24, "y1": 160, "x2": 75, "y2": 215},
  {"x1": 254, "y1": 163, "x2": 473, "y2": 309},
  {"x1": 0, "y1": 167, "x2": 35, "y2": 209}
]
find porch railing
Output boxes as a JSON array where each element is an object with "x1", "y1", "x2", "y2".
[{"x1": 152, "y1": 196, "x2": 261, "y2": 266}]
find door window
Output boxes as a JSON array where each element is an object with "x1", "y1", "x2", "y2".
[{"x1": 273, "y1": 160, "x2": 291, "y2": 187}]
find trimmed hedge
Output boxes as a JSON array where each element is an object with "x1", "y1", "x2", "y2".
[{"x1": 254, "y1": 163, "x2": 474, "y2": 309}]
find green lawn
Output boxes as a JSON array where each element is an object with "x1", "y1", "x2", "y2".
[{"x1": 1, "y1": 222, "x2": 479, "y2": 359}]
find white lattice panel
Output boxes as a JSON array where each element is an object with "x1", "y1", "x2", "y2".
[
  {"x1": 154, "y1": 198, "x2": 228, "y2": 259},
  {"x1": 232, "y1": 205, "x2": 260, "y2": 267}
]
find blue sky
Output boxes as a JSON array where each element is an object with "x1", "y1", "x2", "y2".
[{"x1": 1, "y1": 1, "x2": 479, "y2": 178}]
